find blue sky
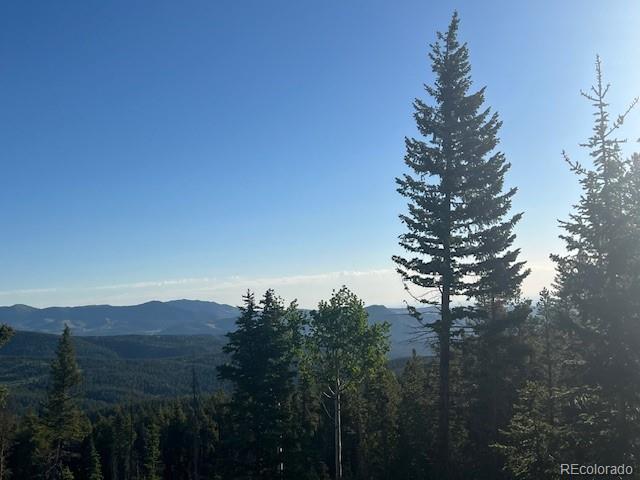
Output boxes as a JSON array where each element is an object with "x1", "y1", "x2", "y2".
[{"x1": 1, "y1": 0, "x2": 639, "y2": 307}]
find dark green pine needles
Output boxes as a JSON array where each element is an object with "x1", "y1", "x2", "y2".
[{"x1": 393, "y1": 11, "x2": 528, "y2": 474}]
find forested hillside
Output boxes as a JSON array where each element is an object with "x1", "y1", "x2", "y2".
[
  {"x1": 0, "y1": 332, "x2": 227, "y2": 412},
  {"x1": 0, "y1": 300, "x2": 239, "y2": 336}
]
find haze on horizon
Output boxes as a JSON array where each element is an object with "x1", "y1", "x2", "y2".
[{"x1": 1, "y1": 0, "x2": 639, "y2": 309}]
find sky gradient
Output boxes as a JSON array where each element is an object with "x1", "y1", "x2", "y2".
[{"x1": 1, "y1": 0, "x2": 639, "y2": 308}]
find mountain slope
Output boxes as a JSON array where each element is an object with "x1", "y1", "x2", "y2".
[
  {"x1": 0, "y1": 300, "x2": 240, "y2": 336},
  {"x1": 0, "y1": 331, "x2": 227, "y2": 412},
  {"x1": 0, "y1": 300, "x2": 435, "y2": 356}
]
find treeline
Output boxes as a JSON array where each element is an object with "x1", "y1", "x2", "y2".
[{"x1": 1, "y1": 10, "x2": 640, "y2": 480}]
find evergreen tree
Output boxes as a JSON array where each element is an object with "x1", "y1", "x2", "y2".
[
  {"x1": 0, "y1": 410, "x2": 14, "y2": 480},
  {"x1": 493, "y1": 291, "x2": 570, "y2": 480},
  {"x1": 81, "y1": 436, "x2": 103, "y2": 480},
  {"x1": 7, "y1": 412, "x2": 47, "y2": 479},
  {"x1": 348, "y1": 367, "x2": 400, "y2": 480},
  {"x1": 0, "y1": 326, "x2": 14, "y2": 408},
  {"x1": 494, "y1": 381, "x2": 564, "y2": 480},
  {"x1": 188, "y1": 367, "x2": 203, "y2": 480},
  {"x1": 393, "y1": 12, "x2": 527, "y2": 473},
  {"x1": 141, "y1": 422, "x2": 161, "y2": 480},
  {"x1": 112, "y1": 407, "x2": 136, "y2": 480},
  {"x1": 462, "y1": 301, "x2": 531, "y2": 479},
  {"x1": 396, "y1": 352, "x2": 433, "y2": 479},
  {"x1": 305, "y1": 287, "x2": 389, "y2": 479},
  {"x1": 217, "y1": 290, "x2": 302, "y2": 478},
  {"x1": 551, "y1": 57, "x2": 640, "y2": 464},
  {"x1": 91, "y1": 415, "x2": 115, "y2": 480},
  {"x1": 60, "y1": 466, "x2": 74, "y2": 480},
  {"x1": 160, "y1": 403, "x2": 188, "y2": 479},
  {"x1": 42, "y1": 325, "x2": 87, "y2": 479}
]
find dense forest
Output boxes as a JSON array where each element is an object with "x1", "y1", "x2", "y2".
[{"x1": 1, "y1": 12, "x2": 639, "y2": 480}]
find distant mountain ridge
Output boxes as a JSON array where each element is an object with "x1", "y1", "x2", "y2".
[
  {"x1": 0, "y1": 300, "x2": 436, "y2": 357},
  {"x1": 0, "y1": 300, "x2": 240, "y2": 336}
]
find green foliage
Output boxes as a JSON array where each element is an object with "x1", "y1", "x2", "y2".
[
  {"x1": 395, "y1": 352, "x2": 434, "y2": 479},
  {"x1": 217, "y1": 290, "x2": 303, "y2": 478},
  {"x1": 494, "y1": 381, "x2": 565, "y2": 480},
  {"x1": 1, "y1": 24, "x2": 638, "y2": 480},
  {"x1": 0, "y1": 332, "x2": 227, "y2": 413},
  {"x1": 81, "y1": 436, "x2": 103, "y2": 480},
  {"x1": 348, "y1": 367, "x2": 400, "y2": 480},
  {"x1": 41, "y1": 326, "x2": 89, "y2": 476},
  {"x1": 551, "y1": 57, "x2": 640, "y2": 464},
  {"x1": 393, "y1": 11, "x2": 528, "y2": 472},
  {"x1": 141, "y1": 421, "x2": 161, "y2": 480},
  {"x1": 306, "y1": 287, "x2": 389, "y2": 396},
  {"x1": 305, "y1": 286, "x2": 390, "y2": 479},
  {"x1": 462, "y1": 301, "x2": 532, "y2": 479},
  {"x1": 0, "y1": 325, "x2": 14, "y2": 408}
]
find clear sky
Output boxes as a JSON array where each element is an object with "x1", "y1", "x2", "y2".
[{"x1": 1, "y1": 0, "x2": 639, "y2": 308}]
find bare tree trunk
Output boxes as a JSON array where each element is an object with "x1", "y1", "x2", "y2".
[
  {"x1": 334, "y1": 380, "x2": 342, "y2": 480},
  {"x1": 439, "y1": 211, "x2": 452, "y2": 477},
  {"x1": 438, "y1": 299, "x2": 450, "y2": 477}
]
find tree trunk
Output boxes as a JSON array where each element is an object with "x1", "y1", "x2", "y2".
[
  {"x1": 439, "y1": 189, "x2": 452, "y2": 476},
  {"x1": 334, "y1": 382, "x2": 342, "y2": 480},
  {"x1": 0, "y1": 440, "x2": 5, "y2": 480},
  {"x1": 439, "y1": 294, "x2": 450, "y2": 477}
]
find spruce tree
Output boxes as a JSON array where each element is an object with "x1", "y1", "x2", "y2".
[
  {"x1": 551, "y1": 57, "x2": 640, "y2": 464},
  {"x1": 82, "y1": 436, "x2": 103, "y2": 480},
  {"x1": 217, "y1": 290, "x2": 302, "y2": 478},
  {"x1": 492, "y1": 291, "x2": 569, "y2": 480},
  {"x1": 42, "y1": 325, "x2": 87, "y2": 478},
  {"x1": 393, "y1": 11, "x2": 527, "y2": 473}
]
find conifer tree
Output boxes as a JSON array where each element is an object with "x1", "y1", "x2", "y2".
[
  {"x1": 189, "y1": 367, "x2": 203, "y2": 480},
  {"x1": 349, "y1": 367, "x2": 400, "y2": 480},
  {"x1": 217, "y1": 290, "x2": 302, "y2": 478},
  {"x1": 42, "y1": 325, "x2": 87, "y2": 479},
  {"x1": 0, "y1": 327, "x2": 15, "y2": 480},
  {"x1": 141, "y1": 422, "x2": 161, "y2": 480},
  {"x1": 0, "y1": 325, "x2": 14, "y2": 408},
  {"x1": 463, "y1": 301, "x2": 531, "y2": 479},
  {"x1": 396, "y1": 352, "x2": 433, "y2": 479},
  {"x1": 551, "y1": 57, "x2": 640, "y2": 463},
  {"x1": 305, "y1": 287, "x2": 389, "y2": 480},
  {"x1": 82, "y1": 436, "x2": 103, "y2": 480},
  {"x1": 393, "y1": 11, "x2": 527, "y2": 472},
  {"x1": 492, "y1": 291, "x2": 569, "y2": 480},
  {"x1": 112, "y1": 407, "x2": 136, "y2": 480}
]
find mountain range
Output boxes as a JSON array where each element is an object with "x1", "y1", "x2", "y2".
[{"x1": 0, "y1": 300, "x2": 436, "y2": 357}]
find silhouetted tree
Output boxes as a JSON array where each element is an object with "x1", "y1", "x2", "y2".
[
  {"x1": 551, "y1": 57, "x2": 640, "y2": 464},
  {"x1": 393, "y1": 11, "x2": 527, "y2": 474}
]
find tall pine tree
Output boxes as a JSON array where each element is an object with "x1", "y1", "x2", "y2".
[
  {"x1": 42, "y1": 325, "x2": 87, "y2": 479},
  {"x1": 551, "y1": 57, "x2": 640, "y2": 464},
  {"x1": 393, "y1": 11, "x2": 527, "y2": 474}
]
